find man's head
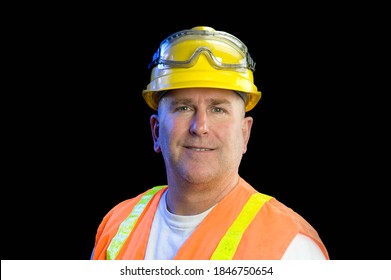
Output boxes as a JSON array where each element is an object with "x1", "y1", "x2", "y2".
[{"x1": 142, "y1": 26, "x2": 261, "y2": 112}]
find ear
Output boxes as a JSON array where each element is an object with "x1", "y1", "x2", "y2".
[
  {"x1": 242, "y1": 116, "x2": 253, "y2": 154},
  {"x1": 150, "y1": 114, "x2": 161, "y2": 153}
]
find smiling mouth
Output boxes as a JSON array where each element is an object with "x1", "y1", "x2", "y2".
[{"x1": 186, "y1": 147, "x2": 213, "y2": 152}]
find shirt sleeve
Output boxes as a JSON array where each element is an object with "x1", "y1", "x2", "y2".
[{"x1": 281, "y1": 233, "x2": 327, "y2": 260}]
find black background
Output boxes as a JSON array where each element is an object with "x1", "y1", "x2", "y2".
[{"x1": 3, "y1": 5, "x2": 389, "y2": 260}]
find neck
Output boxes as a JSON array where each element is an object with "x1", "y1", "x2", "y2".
[{"x1": 165, "y1": 174, "x2": 240, "y2": 215}]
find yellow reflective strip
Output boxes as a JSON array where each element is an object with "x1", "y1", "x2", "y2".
[
  {"x1": 106, "y1": 185, "x2": 166, "y2": 260},
  {"x1": 210, "y1": 192, "x2": 272, "y2": 260}
]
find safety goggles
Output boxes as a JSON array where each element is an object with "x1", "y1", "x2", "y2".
[{"x1": 148, "y1": 28, "x2": 256, "y2": 71}]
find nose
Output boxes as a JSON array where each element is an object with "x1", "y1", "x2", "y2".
[{"x1": 189, "y1": 110, "x2": 209, "y2": 136}]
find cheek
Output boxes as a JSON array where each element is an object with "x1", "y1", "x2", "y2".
[
  {"x1": 159, "y1": 120, "x2": 181, "y2": 146},
  {"x1": 162, "y1": 119, "x2": 180, "y2": 136},
  {"x1": 218, "y1": 123, "x2": 244, "y2": 144}
]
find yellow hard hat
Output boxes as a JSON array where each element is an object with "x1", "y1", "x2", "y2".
[{"x1": 142, "y1": 26, "x2": 261, "y2": 112}]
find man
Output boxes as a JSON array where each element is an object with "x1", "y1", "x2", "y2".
[{"x1": 91, "y1": 26, "x2": 329, "y2": 260}]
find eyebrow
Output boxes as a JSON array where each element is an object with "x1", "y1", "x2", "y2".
[{"x1": 170, "y1": 97, "x2": 232, "y2": 107}]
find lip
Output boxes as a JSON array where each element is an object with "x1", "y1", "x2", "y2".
[{"x1": 185, "y1": 146, "x2": 214, "y2": 152}]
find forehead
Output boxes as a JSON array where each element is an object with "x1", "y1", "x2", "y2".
[{"x1": 161, "y1": 88, "x2": 243, "y2": 102}]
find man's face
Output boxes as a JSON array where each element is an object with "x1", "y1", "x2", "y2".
[{"x1": 150, "y1": 88, "x2": 253, "y2": 185}]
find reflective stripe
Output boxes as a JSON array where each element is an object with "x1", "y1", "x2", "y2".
[
  {"x1": 210, "y1": 192, "x2": 272, "y2": 260},
  {"x1": 106, "y1": 185, "x2": 166, "y2": 260}
]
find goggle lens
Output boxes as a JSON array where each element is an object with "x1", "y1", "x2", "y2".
[{"x1": 149, "y1": 29, "x2": 256, "y2": 71}]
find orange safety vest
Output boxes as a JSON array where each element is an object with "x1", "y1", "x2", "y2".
[{"x1": 92, "y1": 177, "x2": 329, "y2": 260}]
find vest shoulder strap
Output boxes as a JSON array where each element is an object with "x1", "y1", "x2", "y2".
[
  {"x1": 106, "y1": 185, "x2": 166, "y2": 260},
  {"x1": 210, "y1": 192, "x2": 272, "y2": 260}
]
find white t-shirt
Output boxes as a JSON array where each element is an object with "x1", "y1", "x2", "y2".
[{"x1": 145, "y1": 190, "x2": 326, "y2": 260}]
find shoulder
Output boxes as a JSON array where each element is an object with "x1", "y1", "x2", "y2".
[
  {"x1": 107, "y1": 185, "x2": 167, "y2": 219},
  {"x1": 100, "y1": 186, "x2": 168, "y2": 227},
  {"x1": 239, "y1": 179, "x2": 307, "y2": 226}
]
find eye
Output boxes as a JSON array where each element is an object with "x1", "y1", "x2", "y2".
[
  {"x1": 211, "y1": 107, "x2": 225, "y2": 113},
  {"x1": 176, "y1": 106, "x2": 192, "y2": 112}
]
